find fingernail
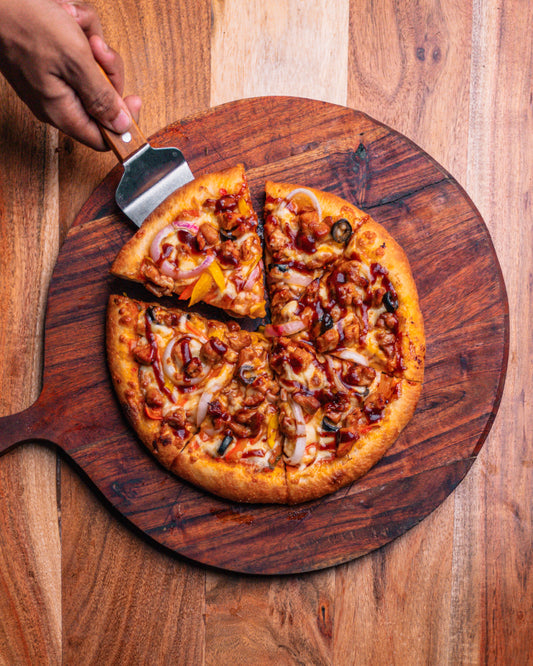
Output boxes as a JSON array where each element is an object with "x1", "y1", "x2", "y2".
[
  {"x1": 111, "y1": 109, "x2": 131, "y2": 133},
  {"x1": 101, "y1": 38, "x2": 110, "y2": 53}
]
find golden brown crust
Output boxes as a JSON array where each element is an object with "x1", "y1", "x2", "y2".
[
  {"x1": 173, "y1": 442, "x2": 288, "y2": 504},
  {"x1": 285, "y1": 380, "x2": 422, "y2": 504}
]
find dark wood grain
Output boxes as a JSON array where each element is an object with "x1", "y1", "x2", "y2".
[{"x1": 0, "y1": 97, "x2": 508, "y2": 574}]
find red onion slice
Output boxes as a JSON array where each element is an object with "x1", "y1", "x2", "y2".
[
  {"x1": 286, "y1": 271, "x2": 314, "y2": 287},
  {"x1": 264, "y1": 320, "x2": 306, "y2": 337},
  {"x1": 149, "y1": 220, "x2": 200, "y2": 262},
  {"x1": 243, "y1": 263, "x2": 260, "y2": 291}
]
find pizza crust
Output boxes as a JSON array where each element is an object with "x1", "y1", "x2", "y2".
[{"x1": 173, "y1": 441, "x2": 288, "y2": 504}]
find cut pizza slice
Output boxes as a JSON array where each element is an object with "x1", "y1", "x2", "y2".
[
  {"x1": 264, "y1": 181, "x2": 424, "y2": 383},
  {"x1": 111, "y1": 164, "x2": 266, "y2": 319},
  {"x1": 269, "y1": 336, "x2": 421, "y2": 504},
  {"x1": 106, "y1": 295, "x2": 237, "y2": 472},
  {"x1": 173, "y1": 331, "x2": 287, "y2": 503}
]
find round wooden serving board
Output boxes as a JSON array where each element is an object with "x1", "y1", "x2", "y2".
[{"x1": 0, "y1": 97, "x2": 508, "y2": 575}]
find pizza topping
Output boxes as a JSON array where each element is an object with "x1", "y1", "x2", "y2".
[
  {"x1": 264, "y1": 321, "x2": 306, "y2": 337},
  {"x1": 217, "y1": 434, "x2": 233, "y2": 456},
  {"x1": 331, "y1": 218, "x2": 353, "y2": 244},
  {"x1": 383, "y1": 290, "x2": 399, "y2": 312},
  {"x1": 322, "y1": 416, "x2": 340, "y2": 432},
  {"x1": 201, "y1": 337, "x2": 228, "y2": 362},
  {"x1": 279, "y1": 188, "x2": 322, "y2": 222},
  {"x1": 238, "y1": 364, "x2": 255, "y2": 385},
  {"x1": 284, "y1": 399, "x2": 308, "y2": 466},
  {"x1": 332, "y1": 348, "x2": 369, "y2": 366}
]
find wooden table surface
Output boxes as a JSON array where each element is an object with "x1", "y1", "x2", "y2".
[{"x1": 0, "y1": 1, "x2": 530, "y2": 663}]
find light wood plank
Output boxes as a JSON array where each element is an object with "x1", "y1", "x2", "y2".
[
  {"x1": 0, "y1": 77, "x2": 61, "y2": 663},
  {"x1": 452, "y1": 0, "x2": 533, "y2": 662},
  {"x1": 210, "y1": 0, "x2": 350, "y2": 107}
]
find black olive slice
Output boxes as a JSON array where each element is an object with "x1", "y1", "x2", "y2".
[
  {"x1": 383, "y1": 291, "x2": 399, "y2": 312},
  {"x1": 271, "y1": 263, "x2": 289, "y2": 272},
  {"x1": 331, "y1": 218, "x2": 352, "y2": 244},
  {"x1": 238, "y1": 364, "x2": 255, "y2": 385},
  {"x1": 322, "y1": 417, "x2": 340, "y2": 432},
  {"x1": 217, "y1": 434, "x2": 233, "y2": 456},
  {"x1": 321, "y1": 312, "x2": 334, "y2": 333},
  {"x1": 219, "y1": 229, "x2": 236, "y2": 241}
]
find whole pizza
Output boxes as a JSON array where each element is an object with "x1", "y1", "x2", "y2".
[{"x1": 107, "y1": 164, "x2": 424, "y2": 504}]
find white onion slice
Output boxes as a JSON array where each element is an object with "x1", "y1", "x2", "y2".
[
  {"x1": 332, "y1": 348, "x2": 370, "y2": 366},
  {"x1": 160, "y1": 254, "x2": 214, "y2": 281},
  {"x1": 325, "y1": 356, "x2": 349, "y2": 393},
  {"x1": 278, "y1": 188, "x2": 322, "y2": 223},
  {"x1": 264, "y1": 320, "x2": 306, "y2": 337},
  {"x1": 162, "y1": 337, "x2": 208, "y2": 386},
  {"x1": 196, "y1": 388, "x2": 216, "y2": 426},
  {"x1": 149, "y1": 220, "x2": 200, "y2": 262},
  {"x1": 285, "y1": 400, "x2": 307, "y2": 466}
]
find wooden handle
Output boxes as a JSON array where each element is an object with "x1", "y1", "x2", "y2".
[
  {"x1": 95, "y1": 65, "x2": 147, "y2": 162},
  {"x1": 99, "y1": 117, "x2": 148, "y2": 163},
  {"x1": 0, "y1": 405, "x2": 47, "y2": 453}
]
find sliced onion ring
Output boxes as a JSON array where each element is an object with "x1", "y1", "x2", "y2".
[
  {"x1": 285, "y1": 400, "x2": 307, "y2": 465},
  {"x1": 278, "y1": 188, "x2": 322, "y2": 223},
  {"x1": 196, "y1": 388, "x2": 216, "y2": 426},
  {"x1": 332, "y1": 348, "x2": 370, "y2": 367},
  {"x1": 150, "y1": 220, "x2": 200, "y2": 262},
  {"x1": 243, "y1": 264, "x2": 260, "y2": 291},
  {"x1": 160, "y1": 254, "x2": 214, "y2": 281},
  {"x1": 264, "y1": 320, "x2": 306, "y2": 337},
  {"x1": 162, "y1": 338, "x2": 208, "y2": 387}
]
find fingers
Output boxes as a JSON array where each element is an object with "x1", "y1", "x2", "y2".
[
  {"x1": 89, "y1": 34, "x2": 124, "y2": 96},
  {"x1": 56, "y1": 1, "x2": 104, "y2": 40}
]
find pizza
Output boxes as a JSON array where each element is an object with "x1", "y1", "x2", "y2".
[
  {"x1": 110, "y1": 164, "x2": 266, "y2": 319},
  {"x1": 106, "y1": 171, "x2": 425, "y2": 504}
]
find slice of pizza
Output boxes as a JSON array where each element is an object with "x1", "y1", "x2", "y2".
[
  {"x1": 173, "y1": 331, "x2": 287, "y2": 503},
  {"x1": 269, "y1": 336, "x2": 421, "y2": 504},
  {"x1": 106, "y1": 295, "x2": 237, "y2": 472},
  {"x1": 263, "y1": 181, "x2": 424, "y2": 382},
  {"x1": 111, "y1": 164, "x2": 266, "y2": 319}
]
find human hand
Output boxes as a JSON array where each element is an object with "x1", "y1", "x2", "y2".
[{"x1": 0, "y1": 0, "x2": 141, "y2": 150}]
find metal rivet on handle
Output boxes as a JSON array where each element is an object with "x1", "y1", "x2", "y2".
[{"x1": 122, "y1": 132, "x2": 132, "y2": 143}]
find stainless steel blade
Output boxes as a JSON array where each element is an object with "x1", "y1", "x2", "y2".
[{"x1": 115, "y1": 144, "x2": 194, "y2": 227}]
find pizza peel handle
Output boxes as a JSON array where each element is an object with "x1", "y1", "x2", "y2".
[{"x1": 96, "y1": 70, "x2": 195, "y2": 228}]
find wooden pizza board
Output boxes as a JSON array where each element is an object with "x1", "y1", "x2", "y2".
[{"x1": 0, "y1": 97, "x2": 508, "y2": 575}]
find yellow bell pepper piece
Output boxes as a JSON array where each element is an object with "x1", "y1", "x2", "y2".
[
  {"x1": 249, "y1": 302, "x2": 266, "y2": 318},
  {"x1": 267, "y1": 413, "x2": 278, "y2": 449},
  {"x1": 238, "y1": 197, "x2": 250, "y2": 216},
  {"x1": 188, "y1": 271, "x2": 213, "y2": 306},
  {"x1": 207, "y1": 260, "x2": 226, "y2": 292}
]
